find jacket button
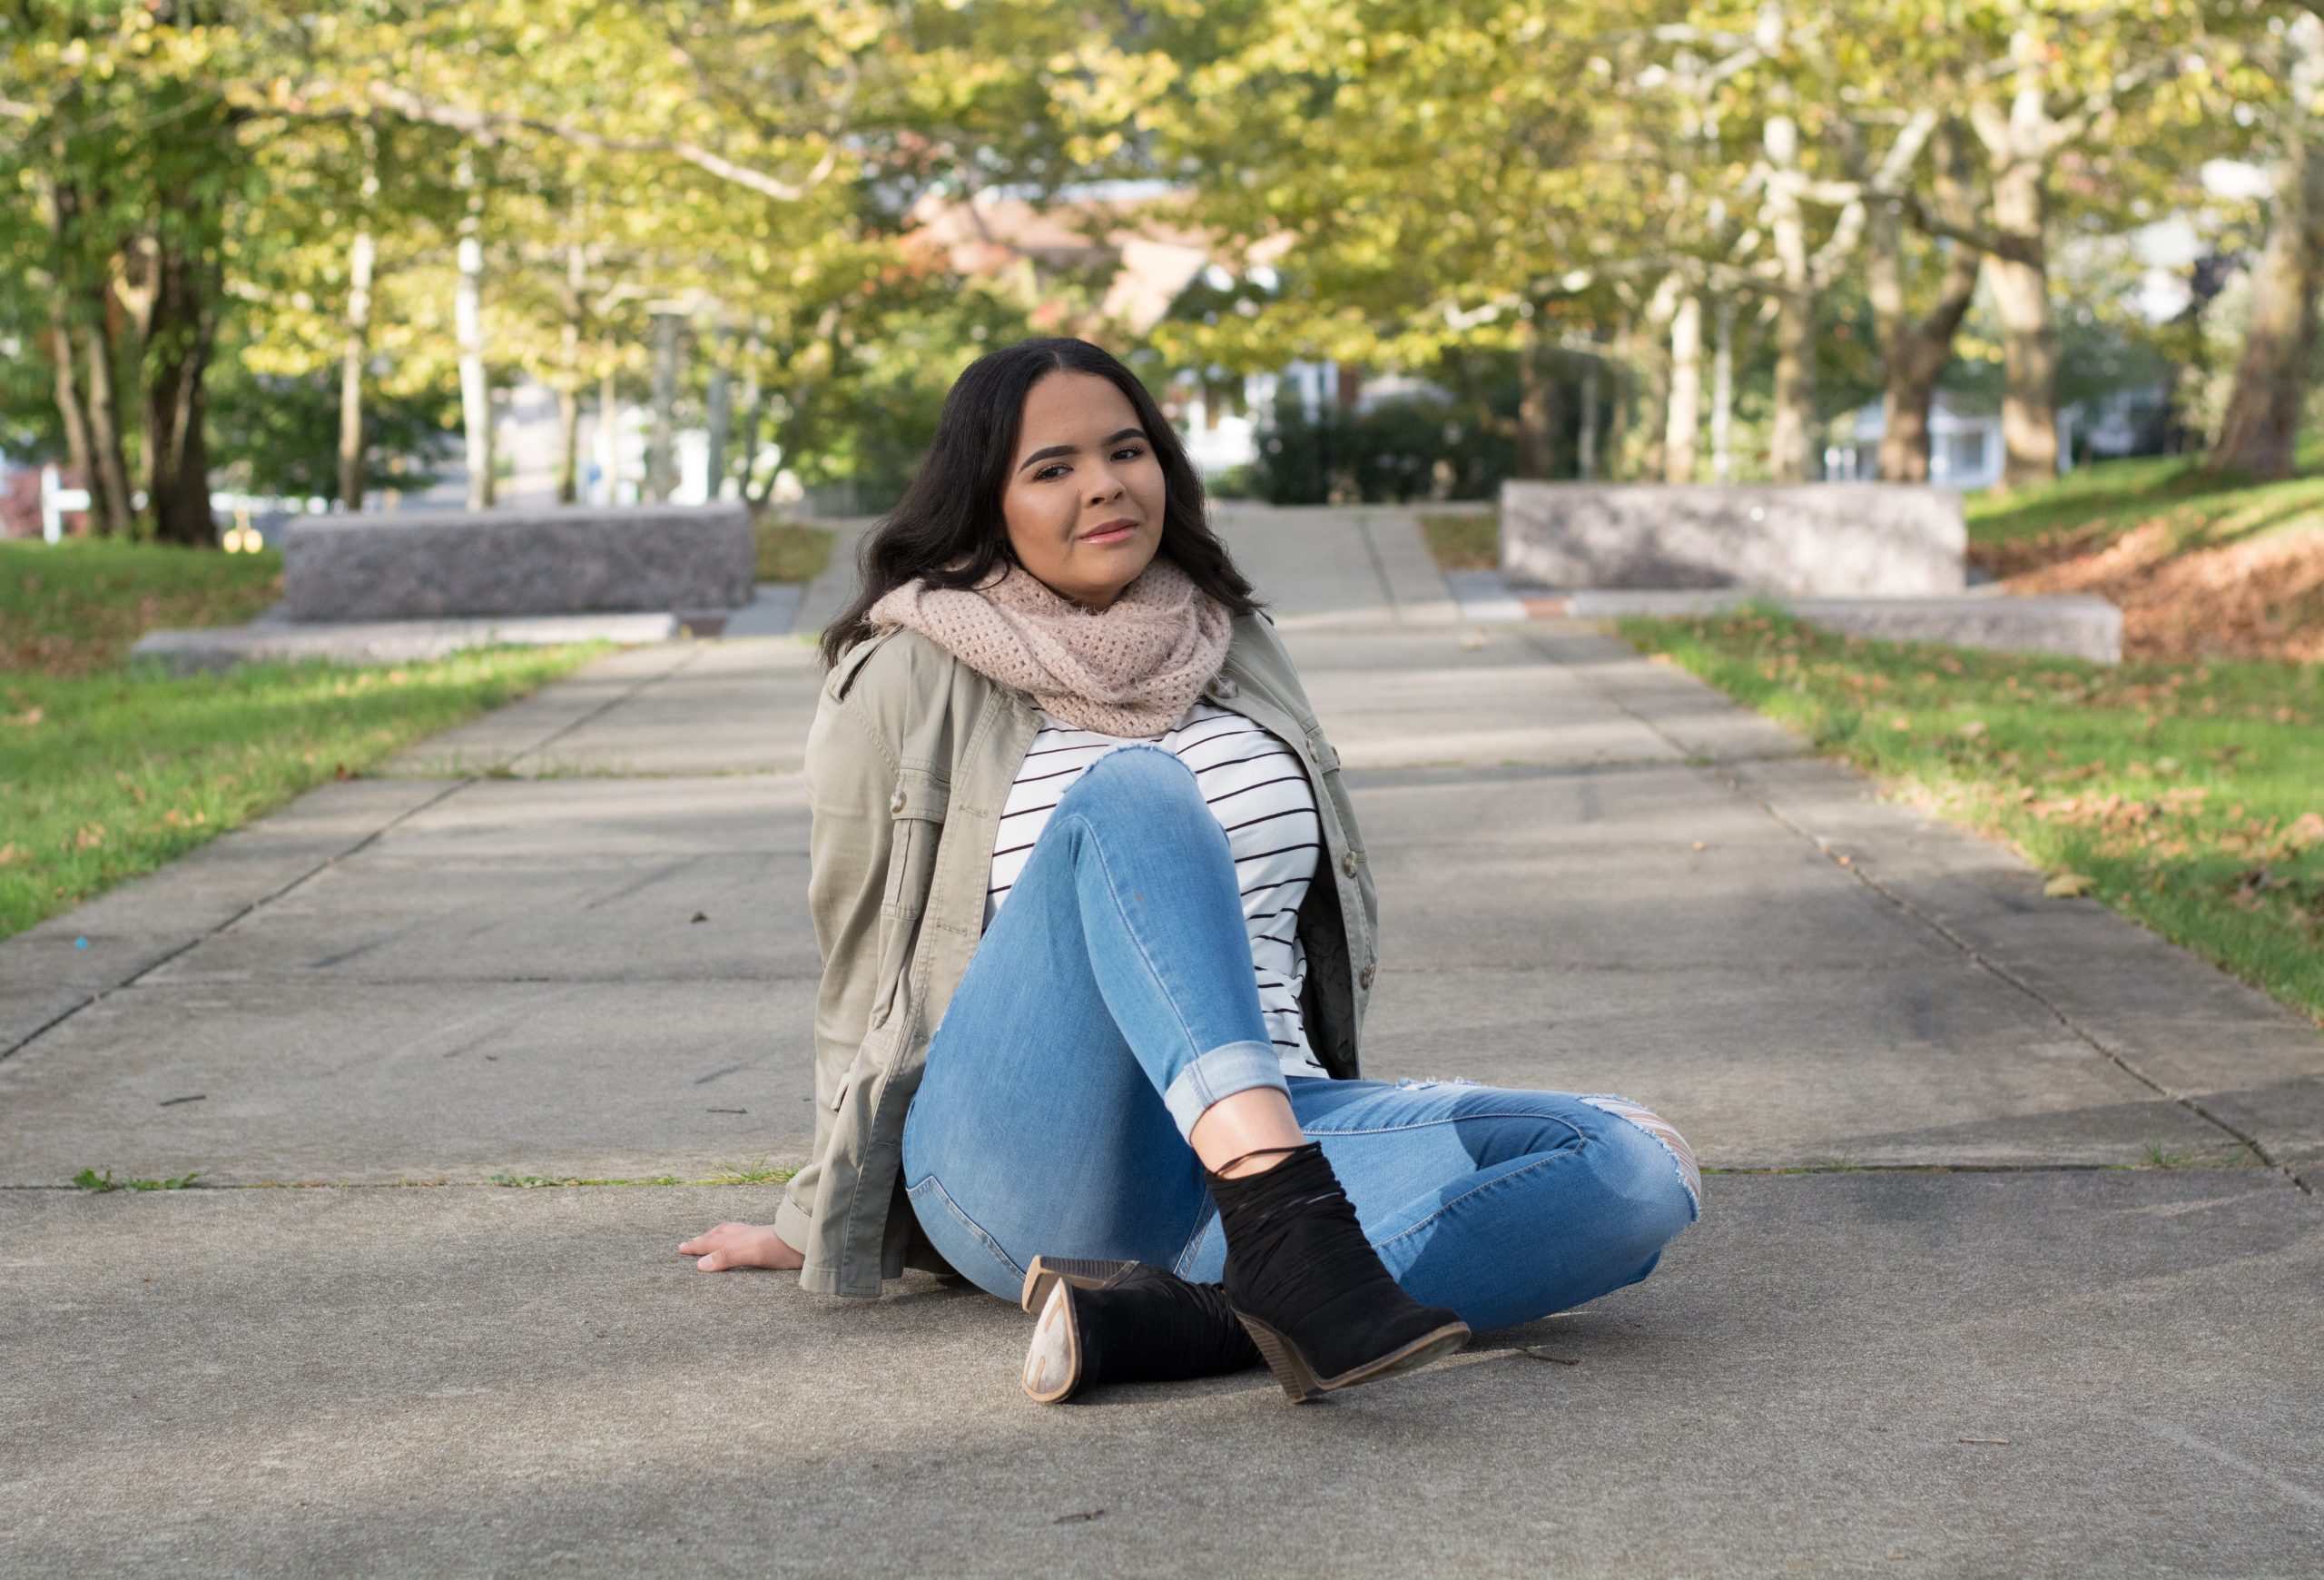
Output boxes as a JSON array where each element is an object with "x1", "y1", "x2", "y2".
[
  {"x1": 890, "y1": 788, "x2": 906, "y2": 814},
  {"x1": 1206, "y1": 675, "x2": 1238, "y2": 699},
  {"x1": 1341, "y1": 851, "x2": 1360, "y2": 877},
  {"x1": 1359, "y1": 963, "x2": 1375, "y2": 990}
]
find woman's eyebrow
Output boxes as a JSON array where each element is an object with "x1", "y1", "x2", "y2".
[{"x1": 1017, "y1": 428, "x2": 1146, "y2": 473}]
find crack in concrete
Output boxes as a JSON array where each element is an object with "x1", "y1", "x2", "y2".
[{"x1": 1525, "y1": 629, "x2": 2316, "y2": 1197}]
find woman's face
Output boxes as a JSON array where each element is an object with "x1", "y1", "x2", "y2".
[{"x1": 1000, "y1": 370, "x2": 1167, "y2": 612}]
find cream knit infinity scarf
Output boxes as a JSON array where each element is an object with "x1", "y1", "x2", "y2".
[{"x1": 864, "y1": 553, "x2": 1233, "y2": 738}]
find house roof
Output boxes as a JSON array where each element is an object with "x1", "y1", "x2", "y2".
[{"x1": 904, "y1": 189, "x2": 1288, "y2": 334}]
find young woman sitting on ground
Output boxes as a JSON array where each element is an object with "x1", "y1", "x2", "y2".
[{"x1": 679, "y1": 336, "x2": 1700, "y2": 1404}]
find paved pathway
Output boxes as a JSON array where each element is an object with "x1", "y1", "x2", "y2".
[{"x1": 5, "y1": 508, "x2": 2320, "y2": 1576}]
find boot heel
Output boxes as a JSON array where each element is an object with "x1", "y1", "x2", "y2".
[
  {"x1": 1236, "y1": 1312, "x2": 1326, "y2": 1404},
  {"x1": 1019, "y1": 1255, "x2": 1140, "y2": 1314}
]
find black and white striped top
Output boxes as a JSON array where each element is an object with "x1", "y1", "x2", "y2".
[{"x1": 983, "y1": 699, "x2": 1325, "y2": 1078}]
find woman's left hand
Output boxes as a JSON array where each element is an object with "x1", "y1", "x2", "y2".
[{"x1": 678, "y1": 1222, "x2": 804, "y2": 1272}]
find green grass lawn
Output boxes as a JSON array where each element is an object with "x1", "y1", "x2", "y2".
[
  {"x1": 4, "y1": 537, "x2": 602, "y2": 941},
  {"x1": 3, "y1": 537, "x2": 286, "y2": 675},
  {"x1": 753, "y1": 517, "x2": 837, "y2": 584},
  {"x1": 1966, "y1": 453, "x2": 2324, "y2": 558},
  {"x1": 1621, "y1": 609, "x2": 2324, "y2": 1025},
  {"x1": 1416, "y1": 509, "x2": 1499, "y2": 571}
]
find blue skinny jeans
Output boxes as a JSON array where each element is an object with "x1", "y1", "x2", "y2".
[{"x1": 899, "y1": 743, "x2": 1700, "y2": 1333}]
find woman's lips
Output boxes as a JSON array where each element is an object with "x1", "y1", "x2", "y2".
[{"x1": 1082, "y1": 521, "x2": 1138, "y2": 543}]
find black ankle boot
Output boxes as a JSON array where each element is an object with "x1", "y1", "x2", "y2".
[
  {"x1": 1019, "y1": 1258, "x2": 1261, "y2": 1404},
  {"x1": 1206, "y1": 1143, "x2": 1470, "y2": 1402}
]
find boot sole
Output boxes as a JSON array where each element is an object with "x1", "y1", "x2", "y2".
[
  {"x1": 1019, "y1": 1255, "x2": 1140, "y2": 1314},
  {"x1": 1020, "y1": 1282, "x2": 1085, "y2": 1405},
  {"x1": 1236, "y1": 1312, "x2": 1472, "y2": 1404}
]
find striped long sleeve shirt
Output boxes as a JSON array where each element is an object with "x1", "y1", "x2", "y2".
[{"x1": 982, "y1": 699, "x2": 1325, "y2": 1078}]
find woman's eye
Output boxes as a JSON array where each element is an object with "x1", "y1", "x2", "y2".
[
  {"x1": 1114, "y1": 447, "x2": 1146, "y2": 461},
  {"x1": 1035, "y1": 463, "x2": 1068, "y2": 481}
]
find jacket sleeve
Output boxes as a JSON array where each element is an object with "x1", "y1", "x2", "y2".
[{"x1": 774, "y1": 678, "x2": 898, "y2": 1252}]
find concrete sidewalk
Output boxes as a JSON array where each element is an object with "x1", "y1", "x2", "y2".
[{"x1": 5, "y1": 507, "x2": 2319, "y2": 1576}]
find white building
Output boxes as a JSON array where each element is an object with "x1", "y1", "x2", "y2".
[
  {"x1": 1830, "y1": 392, "x2": 2014, "y2": 489},
  {"x1": 1831, "y1": 381, "x2": 2173, "y2": 490}
]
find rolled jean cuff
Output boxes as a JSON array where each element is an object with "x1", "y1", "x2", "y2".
[{"x1": 1162, "y1": 1042, "x2": 1289, "y2": 1141}]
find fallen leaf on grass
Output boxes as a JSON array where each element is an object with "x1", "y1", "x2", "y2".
[
  {"x1": 2043, "y1": 873, "x2": 2094, "y2": 898},
  {"x1": 4, "y1": 706, "x2": 43, "y2": 727},
  {"x1": 2287, "y1": 813, "x2": 2324, "y2": 848}
]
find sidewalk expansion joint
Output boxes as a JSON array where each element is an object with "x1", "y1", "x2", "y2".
[
  {"x1": 1530, "y1": 630, "x2": 2314, "y2": 1199},
  {"x1": 500, "y1": 642, "x2": 709, "y2": 776},
  {"x1": 5, "y1": 1173, "x2": 803, "y2": 1192},
  {"x1": 1353, "y1": 515, "x2": 1403, "y2": 625},
  {"x1": 0, "y1": 645, "x2": 714, "y2": 1068},
  {"x1": 0, "y1": 778, "x2": 472, "y2": 1067}
]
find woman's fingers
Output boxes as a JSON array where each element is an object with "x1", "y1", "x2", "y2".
[
  {"x1": 676, "y1": 1222, "x2": 798, "y2": 1271},
  {"x1": 676, "y1": 1222, "x2": 749, "y2": 1257}
]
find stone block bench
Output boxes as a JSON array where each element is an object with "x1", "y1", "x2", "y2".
[
  {"x1": 283, "y1": 503, "x2": 756, "y2": 621},
  {"x1": 1501, "y1": 482, "x2": 1965, "y2": 597}
]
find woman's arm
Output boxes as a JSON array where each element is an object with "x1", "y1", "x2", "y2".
[{"x1": 684, "y1": 642, "x2": 903, "y2": 1272}]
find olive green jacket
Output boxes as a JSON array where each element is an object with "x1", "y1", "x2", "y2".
[{"x1": 775, "y1": 609, "x2": 1380, "y2": 1297}]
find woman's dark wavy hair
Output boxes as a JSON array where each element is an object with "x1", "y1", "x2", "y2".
[{"x1": 816, "y1": 336, "x2": 1266, "y2": 672}]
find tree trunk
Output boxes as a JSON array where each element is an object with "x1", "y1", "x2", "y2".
[
  {"x1": 647, "y1": 308, "x2": 682, "y2": 502},
  {"x1": 734, "y1": 336, "x2": 765, "y2": 503},
  {"x1": 1764, "y1": 109, "x2": 1818, "y2": 482},
  {"x1": 44, "y1": 302, "x2": 97, "y2": 515},
  {"x1": 1769, "y1": 290, "x2": 1817, "y2": 481},
  {"x1": 1665, "y1": 291, "x2": 1702, "y2": 482},
  {"x1": 1868, "y1": 129, "x2": 1983, "y2": 483},
  {"x1": 1710, "y1": 298, "x2": 1736, "y2": 481},
  {"x1": 1630, "y1": 277, "x2": 1681, "y2": 480},
  {"x1": 1515, "y1": 315, "x2": 1555, "y2": 479},
  {"x1": 339, "y1": 123, "x2": 379, "y2": 513},
  {"x1": 556, "y1": 240, "x2": 586, "y2": 505},
  {"x1": 1876, "y1": 251, "x2": 1981, "y2": 484},
  {"x1": 2211, "y1": 12, "x2": 2324, "y2": 479},
  {"x1": 455, "y1": 153, "x2": 494, "y2": 510},
  {"x1": 338, "y1": 225, "x2": 376, "y2": 511},
  {"x1": 1988, "y1": 157, "x2": 2057, "y2": 486},
  {"x1": 1576, "y1": 359, "x2": 1600, "y2": 481},
  {"x1": 142, "y1": 242, "x2": 217, "y2": 547},
  {"x1": 1607, "y1": 315, "x2": 1638, "y2": 480},
  {"x1": 556, "y1": 384, "x2": 581, "y2": 505},
  {"x1": 704, "y1": 324, "x2": 734, "y2": 500},
  {"x1": 596, "y1": 368, "x2": 620, "y2": 504},
  {"x1": 82, "y1": 312, "x2": 137, "y2": 537}
]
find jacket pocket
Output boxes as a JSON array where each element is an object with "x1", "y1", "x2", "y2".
[{"x1": 868, "y1": 766, "x2": 950, "y2": 1032}]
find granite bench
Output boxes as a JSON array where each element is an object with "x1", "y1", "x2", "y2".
[
  {"x1": 283, "y1": 503, "x2": 757, "y2": 621},
  {"x1": 1500, "y1": 482, "x2": 1966, "y2": 597}
]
